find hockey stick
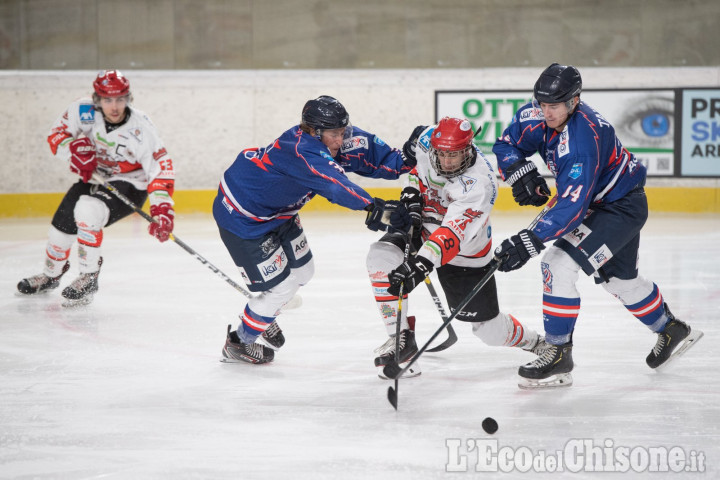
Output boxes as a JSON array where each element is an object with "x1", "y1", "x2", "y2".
[
  {"x1": 386, "y1": 195, "x2": 557, "y2": 409},
  {"x1": 424, "y1": 277, "x2": 458, "y2": 353},
  {"x1": 389, "y1": 226, "x2": 414, "y2": 410},
  {"x1": 91, "y1": 173, "x2": 254, "y2": 300}
]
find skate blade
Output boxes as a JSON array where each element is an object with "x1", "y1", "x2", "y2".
[
  {"x1": 219, "y1": 352, "x2": 273, "y2": 365},
  {"x1": 518, "y1": 372, "x2": 573, "y2": 390},
  {"x1": 377, "y1": 361, "x2": 421, "y2": 380},
  {"x1": 61, "y1": 295, "x2": 95, "y2": 308},
  {"x1": 15, "y1": 290, "x2": 53, "y2": 297},
  {"x1": 655, "y1": 329, "x2": 704, "y2": 371}
]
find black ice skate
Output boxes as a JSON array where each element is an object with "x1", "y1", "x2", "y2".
[
  {"x1": 374, "y1": 328, "x2": 421, "y2": 380},
  {"x1": 518, "y1": 342, "x2": 573, "y2": 389},
  {"x1": 221, "y1": 325, "x2": 275, "y2": 365},
  {"x1": 258, "y1": 321, "x2": 285, "y2": 351},
  {"x1": 61, "y1": 258, "x2": 102, "y2": 307},
  {"x1": 646, "y1": 304, "x2": 704, "y2": 369},
  {"x1": 17, "y1": 262, "x2": 70, "y2": 295}
]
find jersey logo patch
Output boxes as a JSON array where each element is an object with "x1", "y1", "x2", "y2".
[
  {"x1": 569, "y1": 163, "x2": 582, "y2": 179},
  {"x1": 418, "y1": 129, "x2": 433, "y2": 152},
  {"x1": 342, "y1": 136, "x2": 368, "y2": 152},
  {"x1": 563, "y1": 223, "x2": 591, "y2": 247},
  {"x1": 291, "y1": 233, "x2": 309, "y2": 259},
  {"x1": 542, "y1": 262, "x2": 553, "y2": 294},
  {"x1": 260, "y1": 237, "x2": 279, "y2": 258},
  {"x1": 373, "y1": 136, "x2": 386, "y2": 146},
  {"x1": 129, "y1": 127, "x2": 143, "y2": 144},
  {"x1": 558, "y1": 130, "x2": 570, "y2": 158},
  {"x1": 457, "y1": 174, "x2": 477, "y2": 193},
  {"x1": 258, "y1": 250, "x2": 288, "y2": 282},
  {"x1": 79, "y1": 105, "x2": 95, "y2": 123},
  {"x1": 519, "y1": 107, "x2": 544, "y2": 122},
  {"x1": 589, "y1": 244, "x2": 613, "y2": 271}
]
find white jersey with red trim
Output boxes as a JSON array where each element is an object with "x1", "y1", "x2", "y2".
[
  {"x1": 410, "y1": 126, "x2": 498, "y2": 269},
  {"x1": 47, "y1": 96, "x2": 175, "y2": 207}
]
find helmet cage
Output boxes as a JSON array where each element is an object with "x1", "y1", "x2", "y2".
[{"x1": 429, "y1": 144, "x2": 476, "y2": 178}]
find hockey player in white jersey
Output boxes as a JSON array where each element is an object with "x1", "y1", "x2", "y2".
[
  {"x1": 17, "y1": 70, "x2": 175, "y2": 305},
  {"x1": 366, "y1": 117, "x2": 547, "y2": 379}
]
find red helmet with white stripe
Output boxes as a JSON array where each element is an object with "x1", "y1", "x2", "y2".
[
  {"x1": 93, "y1": 70, "x2": 130, "y2": 98},
  {"x1": 429, "y1": 117, "x2": 477, "y2": 178}
]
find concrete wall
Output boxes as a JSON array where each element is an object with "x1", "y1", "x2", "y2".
[
  {"x1": 3, "y1": 0, "x2": 720, "y2": 70},
  {"x1": 1, "y1": 68, "x2": 720, "y2": 215}
]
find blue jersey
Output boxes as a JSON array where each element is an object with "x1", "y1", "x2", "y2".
[
  {"x1": 214, "y1": 125, "x2": 408, "y2": 238},
  {"x1": 493, "y1": 101, "x2": 647, "y2": 242}
]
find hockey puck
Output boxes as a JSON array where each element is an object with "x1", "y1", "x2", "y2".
[{"x1": 482, "y1": 417, "x2": 498, "y2": 434}]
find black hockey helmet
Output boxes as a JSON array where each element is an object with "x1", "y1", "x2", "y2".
[
  {"x1": 533, "y1": 63, "x2": 582, "y2": 104},
  {"x1": 301, "y1": 95, "x2": 350, "y2": 131}
]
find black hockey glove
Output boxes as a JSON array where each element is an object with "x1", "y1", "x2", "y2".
[
  {"x1": 365, "y1": 198, "x2": 412, "y2": 233},
  {"x1": 504, "y1": 160, "x2": 551, "y2": 207},
  {"x1": 399, "y1": 186, "x2": 423, "y2": 231},
  {"x1": 401, "y1": 125, "x2": 428, "y2": 168},
  {"x1": 387, "y1": 255, "x2": 434, "y2": 296},
  {"x1": 495, "y1": 229, "x2": 545, "y2": 272}
]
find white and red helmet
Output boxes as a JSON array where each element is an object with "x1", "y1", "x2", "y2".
[
  {"x1": 429, "y1": 117, "x2": 477, "y2": 177},
  {"x1": 93, "y1": 70, "x2": 130, "y2": 98}
]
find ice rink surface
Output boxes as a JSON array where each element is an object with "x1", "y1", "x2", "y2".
[{"x1": 1, "y1": 210, "x2": 719, "y2": 479}]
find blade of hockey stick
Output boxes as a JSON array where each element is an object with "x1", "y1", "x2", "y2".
[
  {"x1": 423, "y1": 277, "x2": 458, "y2": 353},
  {"x1": 426, "y1": 324, "x2": 458, "y2": 353},
  {"x1": 387, "y1": 385, "x2": 398, "y2": 409}
]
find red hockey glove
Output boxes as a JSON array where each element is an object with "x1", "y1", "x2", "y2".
[
  {"x1": 148, "y1": 203, "x2": 174, "y2": 242},
  {"x1": 68, "y1": 137, "x2": 97, "y2": 183}
]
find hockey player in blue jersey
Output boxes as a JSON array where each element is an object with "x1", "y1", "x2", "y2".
[
  {"x1": 215, "y1": 95, "x2": 413, "y2": 364},
  {"x1": 493, "y1": 63, "x2": 703, "y2": 389}
]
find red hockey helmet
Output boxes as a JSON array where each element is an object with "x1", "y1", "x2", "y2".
[
  {"x1": 93, "y1": 70, "x2": 130, "y2": 98},
  {"x1": 429, "y1": 117, "x2": 477, "y2": 177}
]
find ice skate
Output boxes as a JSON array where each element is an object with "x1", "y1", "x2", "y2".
[
  {"x1": 374, "y1": 329, "x2": 421, "y2": 379},
  {"x1": 221, "y1": 325, "x2": 275, "y2": 364},
  {"x1": 17, "y1": 262, "x2": 70, "y2": 295},
  {"x1": 258, "y1": 321, "x2": 285, "y2": 351},
  {"x1": 61, "y1": 258, "x2": 102, "y2": 307},
  {"x1": 647, "y1": 305, "x2": 703, "y2": 369},
  {"x1": 518, "y1": 342, "x2": 573, "y2": 389}
]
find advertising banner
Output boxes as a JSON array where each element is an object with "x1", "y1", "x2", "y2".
[
  {"x1": 436, "y1": 90, "x2": 676, "y2": 176},
  {"x1": 681, "y1": 89, "x2": 720, "y2": 176}
]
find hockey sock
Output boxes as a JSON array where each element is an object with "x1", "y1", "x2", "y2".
[
  {"x1": 542, "y1": 294, "x2": 580, "y2": 345},
  {"x1": 238, "y1": 305, "x2": 276, "y2": 344},
  {"x1": 471, "y1": 313, "x2": 538, "y2": 349},
  {"x1": 77, "y1": 228, "x2": 103, "y2": 274},
  {"x1": 623, "y1": 283, "x2": 667, "y2": 332},
  {"x1": 44, "y1": 226, "x2": 74, "y2": 277}
]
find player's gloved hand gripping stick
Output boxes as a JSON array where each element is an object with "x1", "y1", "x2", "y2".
[{"x1": 386, "y1": 194, "x2": 558, "y2": 410}]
